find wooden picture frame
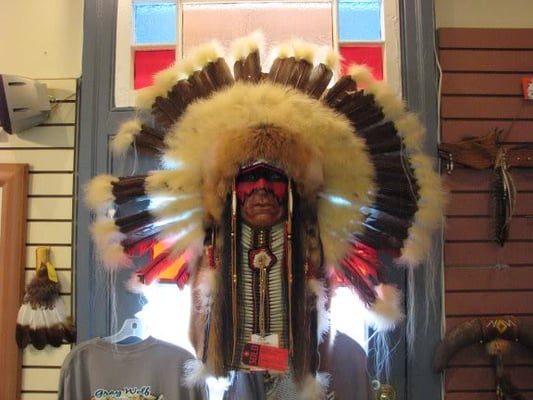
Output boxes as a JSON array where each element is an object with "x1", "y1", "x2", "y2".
[{"x1": 0, "y1": 163, "x2": 29, "y2": 400}]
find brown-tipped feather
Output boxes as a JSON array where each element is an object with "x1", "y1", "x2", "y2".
[
  {"x1": 233, "y1": 60, "x2": 245, "y2": 81},
  {"x1": 356, "y1": 229, "x2": 403, "y2": 254},
  {"x1": 268, "y1": 57, "x2": 296, "y2": 86},
  {"x1": 305, "y1": 63, "x2": 333, "y2": 99},
  {"x1": 153, "y1": 96, "x2": 182, "y2": 128},
  {"x1": 377, "y1": 180, "x2": 420, "y2": 202},
  {"x1": 134, "y1": 134, "x2": 165, "y2": 156},
  {"x1": 373, "y1": 193, "x2": 419, "y2": 219},
  {"x1": 188, "y1": 70, "x2": 212, "y2": 99},
  {"x1": 267, "y1": 57, "x2": 284, "y2": 83},
  {"x1": 243, "y1": 51, "x2": 262, "y2": 82},
  {"x1": 111, "y1": 175, "x2": 148, "y2": 204},
  {"x1": 47, "y1": 326, "x2": 65, "y2": 347},
  {"x1": 288, "y1": 59, "x2": 313, "y2": 90},
  {"x1": 333, "y1": 92, "x2": 384, "y2": 130},
  {"x1": 116, "y1": 210, "x2": 154, "y2": 234},
  {"x1": 358, "y1": 121, "x2": 402, "y2": 154},
  {"x1": 133, "y1": 125, "x2": 166, "y2": 155},
  {"x1": 16, "y1": 325, "x2": 31, "y2": 349},
  {"x1": 324, "y1": 76, "x2": 357, "y2": 106},
  {"x1": 204, "y1": 58, "x2": 234, "y2": 90},
  {"x1": 30, "y1": 328, "x2": 48, "y2": 350},
  {"x1": 168, "y1": 80, "x2": 195, "y2": 115},
  {"x1": 364, "y1": 210, "x2": 410, "y2": 243}
]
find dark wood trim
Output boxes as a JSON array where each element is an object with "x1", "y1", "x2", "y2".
[{"x1": 0, "y1": 163, "x2": 29, "y2": 400}]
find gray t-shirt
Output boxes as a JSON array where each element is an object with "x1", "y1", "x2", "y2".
[{"x1": 58, "y1": 336, "x2": 203, "y2": 400}]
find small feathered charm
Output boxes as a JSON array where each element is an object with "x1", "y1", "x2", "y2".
[
  {"x1": 493, "y1": 149, "x2": 516, "y2": 247},
  {"x1": 16, "y1": 247, "x2": 75, "y2": 349}
]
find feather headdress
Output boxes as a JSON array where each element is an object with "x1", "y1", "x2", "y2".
[{"x1": 85, "y1": 33, "x2": 445, "y2": 397}]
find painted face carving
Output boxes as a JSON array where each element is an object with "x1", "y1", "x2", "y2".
[{"x1": 236, "y1": 164, "x2": 288, "y2": 228}]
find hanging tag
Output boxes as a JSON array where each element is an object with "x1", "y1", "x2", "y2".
[
  {"x1": 46, "y1": 262, "x2": 59, "y2": 283},
  {"x1": 242, "y1": 334, "x2": 288, "y2": 372},
  {"x1": 242, "y1": 342, "x2": 289, "y2": 372}
]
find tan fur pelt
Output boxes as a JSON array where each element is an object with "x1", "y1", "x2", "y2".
[{"x1": 204, "y1": 124, "x2": 322, "y2": 221}]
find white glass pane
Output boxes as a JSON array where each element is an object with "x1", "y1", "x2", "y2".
[{"x1": 182, "y1": 2, "x2": 333, "y2": 57}]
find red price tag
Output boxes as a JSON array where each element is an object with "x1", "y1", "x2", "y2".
[{"x1": 242, "y1": 343, "x2": 289, "y2": 372}]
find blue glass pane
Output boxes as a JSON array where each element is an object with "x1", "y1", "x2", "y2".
[
  {"x1": 338, "y1": 1, "x2": 382, "y2": 41},
  {"x1": 134, "y1": 3, "x2": 177, "y2": 44}
]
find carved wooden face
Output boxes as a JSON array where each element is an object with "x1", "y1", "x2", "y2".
[{"x1": 236, "y1": 163, "x2": 287, "y2": 228}]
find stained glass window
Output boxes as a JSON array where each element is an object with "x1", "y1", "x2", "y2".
[
  {"x1": 133, "y1": 2, "x2": 176, "y2": 44},
  {"x1": 117, "y1": 0, "x2": 396, "y2": 109},
  {"x1": 338, "y1": 0, "x2": 383, "y2": 78},
  {"x1": 339, "y1": 0, "x2": 382, "y2": 41}
]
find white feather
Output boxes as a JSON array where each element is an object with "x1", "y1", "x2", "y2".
[
  {"x1": 184, "y1": 359, "x2": 209, "y2": 387},
  {"x1": 111, "y1": 118, "x2": 142, "y2": 156},
  {"x1": 298, "y1": 372, "x2": 330, "y2": 400},
  {"x1": 365, "y1": 284, "x2": 404, "y2": 331},
  {"x1": 84, "y1": 174, "x2": 117, "y2": 211}
]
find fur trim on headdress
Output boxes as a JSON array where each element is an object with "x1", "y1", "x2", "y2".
[
  {"x1": 84, "y1": 174, "x2": 117, "y2": 211},
  {"x1": 184, "y1": 358, "x2": 210, "y2": 387},
  {"x1": 90, "y1": 220, "x2": 131, "y2": 270},
  {"x1": 365, "y1": 284, "x2": 404, "y2": 331},
  {"x1": 112, "y1": 118, "x2": 142, "y2": 156},
  {"x1": 299, "y1": 372, "x2": 331, "y2": 400}
]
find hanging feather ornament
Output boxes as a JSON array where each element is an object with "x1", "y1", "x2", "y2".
[
  {"x1": 493, "y1": 149, "x2": 516, "y2": 247},
  {"x1": 16, "y1": 247, "x2": 75, "y2": 350}
]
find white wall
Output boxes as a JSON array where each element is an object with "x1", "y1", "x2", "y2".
[
  {"x1": 0, "y1": 0, "x2": 83, "y2": 78},
  {"x1": 435, "y1": 0, "x2": 533, "y2": 28}
]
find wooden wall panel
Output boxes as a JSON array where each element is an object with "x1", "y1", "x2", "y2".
[
  {"x1": 439, "y1": 49, "x2": 533, "y2": 72},
  {"x1": 441, "y1": 120, "x2": 533, "y2": 143},
  {"x1": 441, "y1": 73, "x2": 525, "y2": 96},
  {"x1": 445, "y1": 217, "x2": 533, "y2": 241},
  {"x1": 441, "y1": 97, "x2": 533, "y2": 119},
  {"x1": 445, "y1": 366, "x2": 533, "y2": 390},
  {"x1": 446, "y1": 267, "x2": 533, "y2": 291},
  {"x1": 447, "y1": 192, "x2": 533, "y2": 216},
  {"x1": 445, "y1": 242, "x2": 532, "y2": 266},
  {"x1": 438, "y1": 28, "x2": 533, "y2": 49},
  {"x1": 438, "y1": 28, "x2": 533, "y2": 399}
]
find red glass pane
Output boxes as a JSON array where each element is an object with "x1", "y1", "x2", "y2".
[
  {"x1": 339, "y1": 45, "x2": 383, "y2": 80},
  {"x1": 134, "y1": 49, "x2": 176, "y2": 89}
]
